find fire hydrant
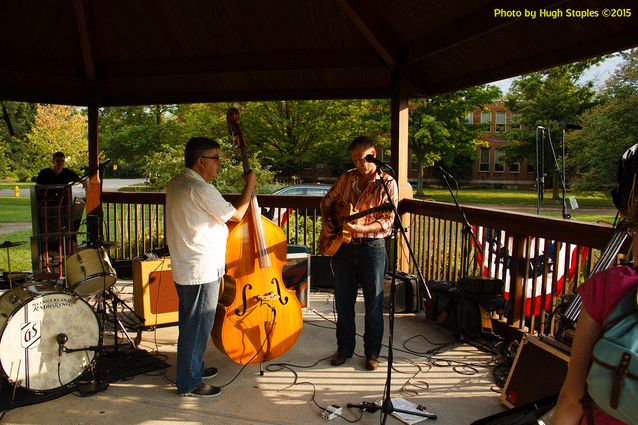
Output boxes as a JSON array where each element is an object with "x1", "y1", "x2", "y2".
[{"x1": 12, "y1": 185, "x2": 20, "y2": 197}]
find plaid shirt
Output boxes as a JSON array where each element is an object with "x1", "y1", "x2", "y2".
[{"x1": 321, "y1": 168, "x2": 398, "y2": 239}]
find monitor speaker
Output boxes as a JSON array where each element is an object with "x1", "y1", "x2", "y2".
[
  {"x1": 133, "y1": 257, "x2": 179, "y2": 327},
  {"x1": 501, "y1": 334, "x2": 569, "y2": 408}
]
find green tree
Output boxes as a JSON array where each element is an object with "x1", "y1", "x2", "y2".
[
  {"x1": 567, "y1": 49, "x2": 638, "y2": 192},
  {"x1": 99, "y1": 105, "x2": 177, "y2": 176},
  {"x1": 26, "y1": 104, "x2": 88, "y2": 179},
  {"x1": 0, "y1": 101, "x2": 37, "y2": 180},
  {"x1": 239, "y1": 100, "x2": 387, "y2": 180},
  {"x1": 410, "y1": 85, "x2": 500, "y2": 195},
  {"x1": 504, "y1": 59, "x2": 604, "y2": 198}
]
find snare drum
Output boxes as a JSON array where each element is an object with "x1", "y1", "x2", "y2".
[
  {"x1": 0, "y1": 283, "x2": 99, "y2": 391},
  {"x1": 66, "y1": 247, "x2": 117, "y2": 296}
]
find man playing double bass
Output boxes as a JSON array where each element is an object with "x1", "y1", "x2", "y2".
[
  {"x1": 320, "y1": 136, "x2": 398, "y2": 371},
  {"x1": 166, "y1": 137, "x2": 256, "y2": 397}
]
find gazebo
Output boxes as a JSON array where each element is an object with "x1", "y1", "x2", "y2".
[{"x1": 2, "y1": 1, "x2": 638, "y2": 422}]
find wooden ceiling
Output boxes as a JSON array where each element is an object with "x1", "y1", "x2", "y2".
[{"x1": 1, "y1": 0, "x2": 636, "y2": 106}]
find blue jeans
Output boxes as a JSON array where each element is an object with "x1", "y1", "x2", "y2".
[
  {"x1": 175, "y1": 280, "x2": 220, "y2": 394},
  {"x1": 332, "y1": 238, "x2": 387, "y2": 359}
]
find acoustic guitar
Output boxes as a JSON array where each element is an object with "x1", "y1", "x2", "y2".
[{"x1": 319, "y1": 202, "x2": 393, "y2": 255}]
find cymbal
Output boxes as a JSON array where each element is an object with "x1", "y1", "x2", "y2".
[{"x1": 0, "y1": 240, "x2": 26, "y2": 248}]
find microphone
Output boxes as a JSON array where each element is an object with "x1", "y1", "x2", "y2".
[
  {"x1": 364, "y1": 154, "x2": 387, "y2": 169},
  {"x1": 57, "y1": 333, "x2": 68, "y2": 360},
  {"x1": 347, "y1": 402, "x2": 379, "y2": 412},
  {"x1": 562, "y1": 123, "x2": 582, "y2": 130}
]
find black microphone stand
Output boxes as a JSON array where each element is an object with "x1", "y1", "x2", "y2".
[
  {"x1": 426, "y1": 167, "x2": 495, "y2": 356},
  {"x1": 357, "y1": 162, "x2": 436, "y2": 424},
  {"x1": 544, "y1": 128, "x2": 570, "y2": 219},
  {"x1": 535, "y1": 127, "x2": 545, "y2": 215}
]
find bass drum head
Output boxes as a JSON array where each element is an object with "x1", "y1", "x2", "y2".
[{"x1": 0, "y1": 286, "x2": 99, "y2": 391}]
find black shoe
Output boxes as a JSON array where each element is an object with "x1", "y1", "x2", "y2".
[
  {"x1": 180, "y1": 383, "x2": 221, "y2": 398},
  {"x1": 365, "y1": 357, "x2": 379, "y2": 371},
  {"x1": 330, "y1": 352, "x2": 352, "y2": 366},
  {"x1": 202, "y1": 367, "x2": 218, "y2": 380}
]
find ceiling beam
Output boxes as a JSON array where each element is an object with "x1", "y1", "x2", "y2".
[
  {"x1": 72, "y1": 0, "x2": 96, "y2": 80},
  {"x1": 336, "y1": 0, "x2": 399, "y2": 67}
]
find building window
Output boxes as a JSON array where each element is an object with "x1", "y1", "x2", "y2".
[
  {"x1": 481, "y1": 111, "x2": 491, "y2": 132},
  {"x1": 511, "y1": 113, "x2": 521, "y2": 129},
  {"x1": 495, "y1": 111, "x2": 506, "y2": 133},
  {"x1": 465, "y1": 112, "x2": 473, "y2": 124},
  {"x1": 316, "y1": 163, "x2": 324, "y2": 169},
  {"x1": 480, "y1": 148, "x2": 490, "y2": 172},
  {"x1": 509, "y1": 162, "x2": 520, "y2": 173},
  {"x1": 494, "y1": 149, "x2": 504, "y2": 173}
]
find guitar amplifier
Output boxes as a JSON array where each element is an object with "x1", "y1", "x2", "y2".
[
  {"x1": 384, "y1": 271, "x2": 422, "y2": 313},
  {"x1": 133, "y1": 257, "x2": 179, "y2": 327}
]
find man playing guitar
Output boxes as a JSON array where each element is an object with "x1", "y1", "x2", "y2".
[{"x1": 319, "y1": 136, "x2": 398, "y2": 371}]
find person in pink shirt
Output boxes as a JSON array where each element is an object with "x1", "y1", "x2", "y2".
[{"x1": 554, "y1": 209, "x2": 638, "y2": 424}]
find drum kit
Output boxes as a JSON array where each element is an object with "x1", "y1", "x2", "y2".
[{"x1": 0, "y1": 235, "x2": 141, "y2": 396}]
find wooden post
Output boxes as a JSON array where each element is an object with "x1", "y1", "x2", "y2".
[
  {"x1": 390, "y1": 70, "x2": 413, "y2": 272},
  {"x1": 85, "y1": 98, "x2": 102, "y2": 240}
]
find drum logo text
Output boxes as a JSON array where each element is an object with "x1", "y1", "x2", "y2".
[
  {"x1": 21, "y1": 321, "x2": 41, "y2": 349},
  {"x1": 31, "y1": 297, "x2": 72, "y2": 311}
]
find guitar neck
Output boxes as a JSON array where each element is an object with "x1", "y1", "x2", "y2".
[{"x1": 343, "y1": 204, "x2": 392, "y2": 223}]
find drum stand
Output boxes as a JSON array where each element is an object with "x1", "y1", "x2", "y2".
[{"x1": 95, "y1": 288, "x2": 144, "y2": 353}]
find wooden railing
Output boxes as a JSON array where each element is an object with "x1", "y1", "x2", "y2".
[
  {"x1": 400, "y1": 199, "x2": 626, "y2": 336},
  {"x1": 101, "y1": 191, "x2": 626, "y2": 338}
]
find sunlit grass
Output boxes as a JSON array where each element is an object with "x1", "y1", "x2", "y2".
[
  {"x1": 0, "y1": 197, "x2": 32, "y2": 222},
  {"x1": 0, "y1": 229, "x2": 32, "y2": 273},
  {"x1": 417, "y1": 188, "x2": 614, "y2": 208}
]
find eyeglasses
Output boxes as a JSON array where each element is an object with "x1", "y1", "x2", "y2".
[{"x1": 200, "y1": 155, "x2": 220, "y2": 162}]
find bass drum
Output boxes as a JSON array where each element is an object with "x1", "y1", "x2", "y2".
[{"x1": 0, "y1": 283, "x2": 99, "y2": 391}]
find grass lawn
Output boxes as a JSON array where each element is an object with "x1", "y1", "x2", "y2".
[
  {"x1": 417, "y1": 188, "x2": 614, "y2": 208},
  {"x1": 0, "y1": 197, "x2": 32, "y2": 222},
  {"x1": 0, "y1": 229, "x2": 33, "y2": 272}
]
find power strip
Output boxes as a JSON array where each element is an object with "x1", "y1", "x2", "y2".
[{"x1": 322, "y1": 404, "x2": 342, "y2": 420}]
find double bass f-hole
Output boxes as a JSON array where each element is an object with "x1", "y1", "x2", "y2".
[
  {"x1": 234, "y1": 283, "x2": 253, "y2": 317},
  {"x1": 271, "y1": 277, "x2": 289, "y2": 305}
]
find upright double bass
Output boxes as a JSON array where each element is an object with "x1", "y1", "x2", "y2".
[{"x1": 211, "y1": 108, "x2": 303, "y2": 365}]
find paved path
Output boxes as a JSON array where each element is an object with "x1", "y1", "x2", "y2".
[{"x1": 0, "y1": 222, "x2": 31, "y2": 235}]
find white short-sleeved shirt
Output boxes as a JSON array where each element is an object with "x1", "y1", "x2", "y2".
[{"x1": 166, "y1": 168, "x2": 236, "y2": 285}]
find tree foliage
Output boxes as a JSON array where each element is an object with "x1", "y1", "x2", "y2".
[
  {"x1": 409, "y1": 85, "x2": 500, "y2": 194},
  {"x1": 238, "y1": 99, "x2": 389, "y2": 180},
  {"x1": 504, "y1": 60, "x2": 603, "y2": 197},
  {"x1": 0, "y1": 102, "x2": 37, "y2": 180},
  {"x1": 567, "y1": 49, "x2": 638, "y2": 191},
  {"x1": 27, "y1": 104, "x2": 88, "y2": 179}
]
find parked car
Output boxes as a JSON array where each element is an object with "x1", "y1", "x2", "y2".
[{"x1": 262, "y1": 183, "x2": 331, "y2": 226}]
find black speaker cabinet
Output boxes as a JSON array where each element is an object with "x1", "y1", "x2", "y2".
[{"x1": 501, "y1": 334, "x2": 569, "y2": 408}]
